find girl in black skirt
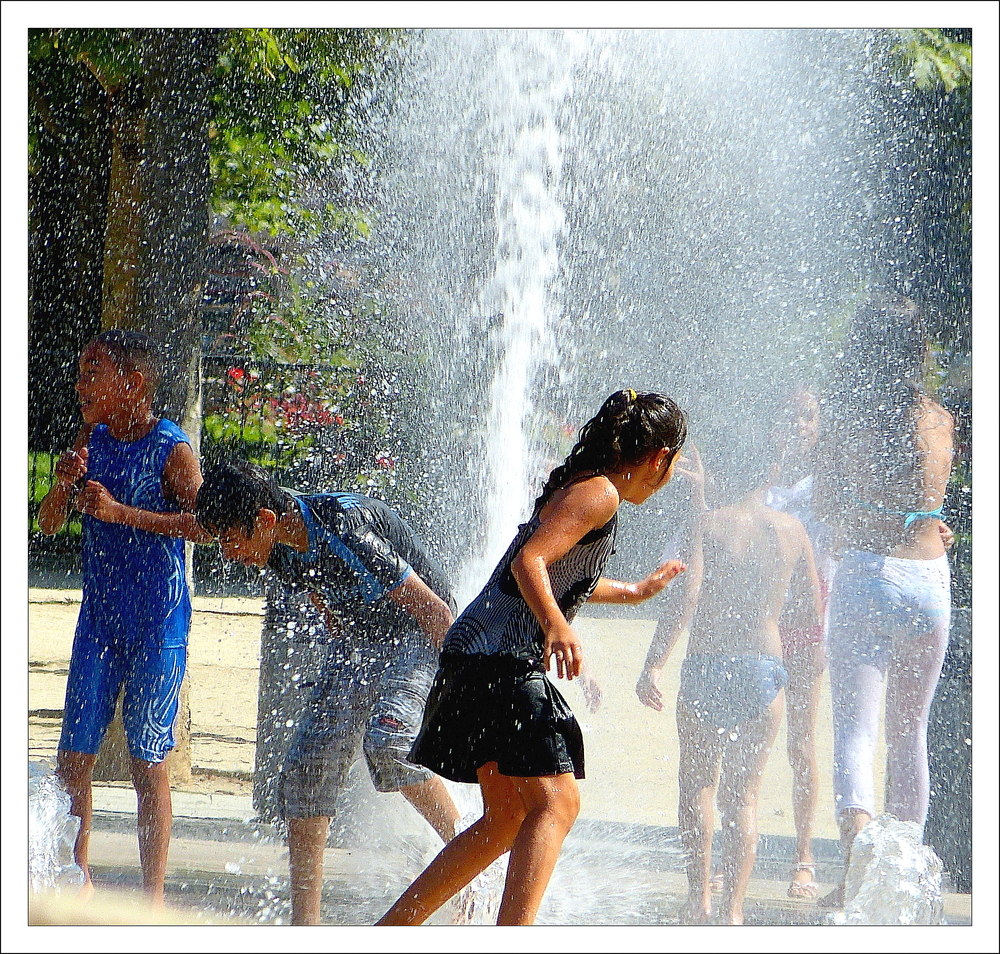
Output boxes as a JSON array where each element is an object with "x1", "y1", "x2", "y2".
[{"x1": 377, "y1": 389, "x2": 689, "y2": 925}]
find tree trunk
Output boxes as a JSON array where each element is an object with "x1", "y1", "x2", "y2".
[
  {"x1": 100, "y1": 79, "x2": 146, "y2": 331},
  {"x1": 136, "y1": 28, "x2": 219, "y2": 427}
]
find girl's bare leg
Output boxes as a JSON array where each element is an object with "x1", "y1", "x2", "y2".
[
  {"x1": 56, "y1": 750, "x2": 97, "y2": 898},
  {"x1": 716, "y1": 694, "x2": 782, "y2": 925},
  {"x1": 377, "y1": 763, "x2": 526, "y2": 925},
  {"x1": 784, "y1": 641, "x2": 825, "y2": 896},
  {"x1": 819, "y1": 807, "x2": 872, "y2": 908},
  {"x1": 495, "y1": 772, "x2": 580, "y2": 925},
  {"x1": 288, "y1": 816, "x2": 331, "y2": 925},
  {"x1": 130, "y1": 757, "x2": 173, "y2": 905},
  {"x1": 676, "y1": 704, "x2": 722, "y2": 924}
]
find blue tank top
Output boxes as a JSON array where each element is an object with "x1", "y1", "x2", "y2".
[
  {"x1": 81, "y1": 419, "x2": 190, "y2": 631},
  {"x1": 442, "y1": 507, "x2": 618, "y2": 660}
]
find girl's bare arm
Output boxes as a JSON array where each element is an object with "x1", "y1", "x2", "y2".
[
  {"x1": 511, "y1": 478, "x2": 619, "y2": 680},
  {"x1": 589, "y1": 560, "x2": 686, "y2": 604}
]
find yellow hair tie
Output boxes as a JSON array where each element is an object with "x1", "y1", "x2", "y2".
[{"x1": 627, "y1": 388, "x2": 637, "y2": 402}]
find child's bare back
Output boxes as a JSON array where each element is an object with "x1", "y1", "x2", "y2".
[{"x1": 687, "y1": 503, "x2": 818, "y2": 660}]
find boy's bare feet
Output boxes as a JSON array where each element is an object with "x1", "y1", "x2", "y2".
[{"x1": 712, "y1": 911, "x2": 745, "y2": 925}]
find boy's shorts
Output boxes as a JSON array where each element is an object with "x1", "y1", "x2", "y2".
[
  {"x1": 678, "y1": 652, "x2": 788, "y2": 730},
  {"x1": 280, "y1": 637, "x2": 437, "y2": 819},
  {"x1": 59, "y1": 599, "x2": 190, "y2": 764}
]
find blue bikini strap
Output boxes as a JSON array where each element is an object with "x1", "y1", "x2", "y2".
[
  {"x1": 902, "y1": 507, "x2": 944, "y2": 530},
  {"x1": 851, "y1": 494, "x2": 944, "y2": 530}
]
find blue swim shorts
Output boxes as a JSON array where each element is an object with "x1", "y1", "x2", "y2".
[
  {"x1": 678, "y1": 652, "x2": 788, "y2": 730},
  {"x1": 59, "y1": 598, "x2": 190, "y2": 763}
]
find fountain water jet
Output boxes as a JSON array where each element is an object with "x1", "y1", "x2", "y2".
[
  {"x1": 463, "y1": 30, "x2": 581, "y2": 598},
  {"x1": 373, "y1": 28, "x2": 884, "y2": 586}
]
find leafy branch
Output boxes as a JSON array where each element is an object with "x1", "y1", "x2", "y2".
[{"x1": 893, "y1": 28, "x2": 972, "y2": 92}]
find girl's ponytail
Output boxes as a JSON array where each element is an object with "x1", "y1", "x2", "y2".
[{"x1": 535, "y1": 390, "x2": 687, "y2": 507}]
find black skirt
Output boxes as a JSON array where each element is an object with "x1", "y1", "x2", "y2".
[{"x1": 409, "y1": 652, "x2": 585, "y2": 784}]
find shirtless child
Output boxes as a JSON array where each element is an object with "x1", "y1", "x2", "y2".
[{"x1": 636, "y1": 443, "x2": 823, "y2": 924}]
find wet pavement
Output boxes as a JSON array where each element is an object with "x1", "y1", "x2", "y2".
[{"x1": 75, "y1": 784, "x2": 973, "y2": 928}]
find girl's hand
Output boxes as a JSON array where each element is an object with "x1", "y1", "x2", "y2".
[
  {"x1": 938, "y1": 520, "x2": 955, "y2": 550},
  {"x1": 635, "y1": 666, "x2": 664, "y2": 711},
  {"x1": 635, "y1": 560, "x2": 687, "y2": 601},
  {"x1": 589, "y1": 560, "x2": 686, "y2": 605},
  {"x1": 74, "y1": 480, "x2": 123, "y2": 524},
  {"x1": 544, "y1": 621, "x2": 582, "y2": 680},
  {"x1": 54, "y1": 447, "x2": 88, "y2": 488},
  {"x1": 578, "y1": 665, "x2": 603, "y2": 713}
]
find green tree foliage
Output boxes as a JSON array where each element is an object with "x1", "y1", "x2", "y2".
[
  {"x1": 892, "y1": 28, "x2": 972, "y2": 92},
  {"x1": 29, "y1": 27, "x2": 402, "y2": 238},
  {"x1": 28, "y1": 27, "x2": 143, "y2": 98},
  {"x1": 884, "y1": 28, "x2": 972, "y2": 357},
  {"x1": 209, "y1": 28, "x2": 402, "y2": 236}
]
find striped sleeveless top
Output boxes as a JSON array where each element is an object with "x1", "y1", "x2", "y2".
[{"x1": 442, "y1": 504, "x2": 618, "y2": 660}]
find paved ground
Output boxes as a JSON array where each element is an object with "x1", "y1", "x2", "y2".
[{"x1": 24, "y1": 588, "x2": 975, "y2": 935}]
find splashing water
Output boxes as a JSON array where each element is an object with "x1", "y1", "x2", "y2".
[
  {"x1": 450, "y1": 809, "x2": 508, "y2": 925},
  {"x1": 452, "y1": 860, "x2": 507, "y2": 925},
  {"x1": 28, "y1": 762, "x2": 84, "y2": 894},
  {"x1": 539, "y1": 821, "x2": 687, "y2": 925},
  {"x1": 833, "y1": 815, "x2": 945, "y2": 925}
]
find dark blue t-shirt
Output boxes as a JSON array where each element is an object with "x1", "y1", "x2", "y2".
[{"x1": 266, "y1": 492, "x2": 454, "y2": 646}]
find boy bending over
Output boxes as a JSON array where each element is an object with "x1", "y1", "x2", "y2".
[{"x1": 195, "y1": 460, "x2": 462, "y2": 925}]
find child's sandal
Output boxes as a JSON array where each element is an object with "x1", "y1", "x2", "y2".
[{"x1": 787, "y1": 863, "x2": 818, "y2": 899}]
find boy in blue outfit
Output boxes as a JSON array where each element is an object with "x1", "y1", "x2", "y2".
[
  {"x1": 38, "y1": 329, "x2": 209, "y2": 904},
  {"x1": 195, "y1": 460, "x2": 463, "y2": 925}
]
